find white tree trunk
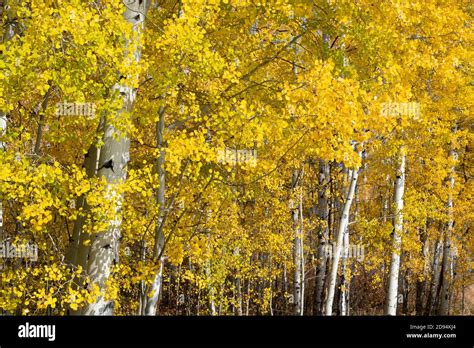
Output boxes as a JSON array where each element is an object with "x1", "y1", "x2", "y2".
[
  {"x1": 314, "y1": 160, "x2": 329, "y2": 315},
  {"x1": 340, "y1": 221, "x2": 350, "y2": 316},
  {"x1": 385, "y1": 151, "x2": 405, "y2": 315},
  {"x1": 141, "y1": 105, "x2": 166, "y2": 315},
  {"x1": 140, "y1": 0, "x2": 188, "y2": 315},
  {"x1": 298, "y1": 185, "x2": 305, "y2": 315},
  {"x1": 67, "y1": 140, "x2": 100, "y2": 268},
  {"x1": 325, "y1": 160, "x2": 360, "y2": 315},
  {"x1": 234, "y1": 247, "x2": 243, "y2": 316},
  {"x1": 84, "y1": 0, "x2": 149, "y2": 315},
  {"x1": 84, "y1": 125, "x2": 130, "y2": 315},
  {"x1": 292, "y1": 169, "x2": 304, "y2": 315},
  {"x1": 67, "y1": 142, "x2": 100, "y2": 315},
  {"x1": 206, "y1": 258, "x2": 217, "y2": 316},
  {"x1": 235, "y1": 277, "x2": 243, "y2": 316},
  {"x1": 439, "y1": 149, "x2": 456, "y2": 315},
  {"x1": 438, "y1": 235, "x2": 452, "y2": 315},
  {"x1": 339, "y1": 168, "x2": 351, "y2": 316}
]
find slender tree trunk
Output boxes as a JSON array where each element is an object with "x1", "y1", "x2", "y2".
[
  {"x1": 292, "y1": 169, "x2": 304, "y2": 315},
  {"x1": 298, "y1": 185, "x2": 305, "y2": 314},
  {"x1": 438, "y1": 149, "x2": 456, "y2": 315},
  {"x1": 314, "y1": 160, "x2": 329, "y2": 315},
  {"x1": 234, "y1": 247, "x2": 243, "y2": 316},
  {"x1": 245, "y1": 276, "x2": 251, "y2": 315},
  {"x1": 340, "y1": 221, "x2": 350, "y2": 316},
  {"x1": 84, "y1": 0, "x2": 149, "y2": 316},
  {"x1": 426, "y1": 239, "x2": 443, "y2": 315},
  {"x1": 438, "y1": 238, "x2": 454, "y2": 315},
  {"x1": 142, "y1": 105, "x2": 166, "y2": 315},
  {"x1": 321, "y1": 164, "x2": 336, "y2": 312},
  {"x1": 141, "y1": 0, "x2": 187, "y2": 315},
  {"x1": 385, "y1": 151, "x2": 405, "y2": 315},
  {"x1": 325, "y1": 159, "x2": 360, "y2": 315},
  {"x1": 339, "y1": 168, "x2": 351, "y2": 316},
  {"x1": 415, "y1": 223, "x2": 429, "y2": 315},
  {"x1": 401, "y1": 258, "x2": 409, "y2": 314},
  {"x1": 206, "y1": 245, "x2": 217, "y2": 316}
]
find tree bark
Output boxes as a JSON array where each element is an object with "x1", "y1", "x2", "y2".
[
  {"x1": 340, "y1": 218, "x2": 350, "y2": 316},
  {"x1": 438, "y1": 148, "x2": 456, "y2": 315},
  {"x1": 84, "y1": 0, "x2": 149, "y2": 315},
  {"x1": 292, "y1": 169, "x2": 304, "y2": 315},
  {"x1": 415, "y1": 222, "x2": 429, "y2": 315},
  {"x1": 314, "y1": 160, "x2": 329, "y2": 315},
  {"x1": 325, "y1": 158, "x2": 360, "y2": 316},
  {"x1": 385, "y1": 151, "x2": 405, "y2": 315},
  {"x1": 426, "y1": 238, "x2": 443, "y2": 315},
  {"x1": 66, "y1": 128, "x2": 102, "y2": 268},
  {"x1": 141, "y1": 104, "x2": 166, "y2": 316}
]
